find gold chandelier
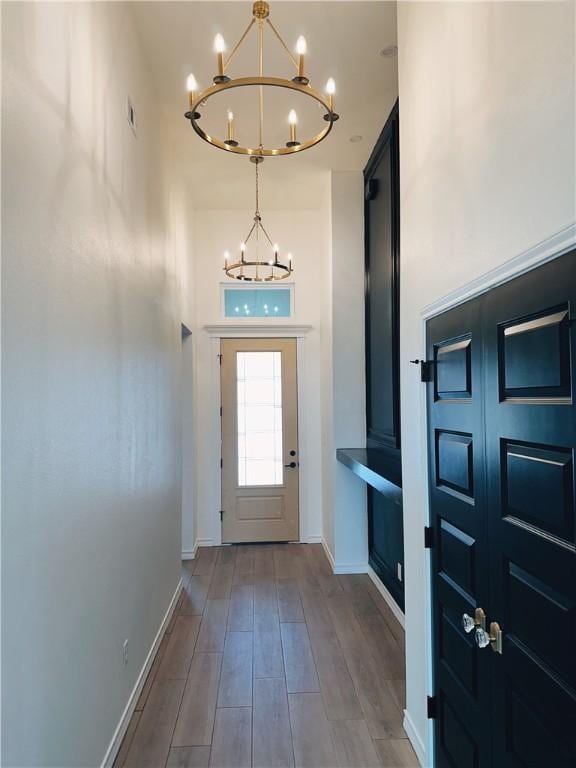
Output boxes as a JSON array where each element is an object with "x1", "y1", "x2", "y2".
[
  {"x1": 223, "y1": 158, "x2": 293, "y2": 282},
  {"x1": 184, "y1": 0, "x2": 339, "y2": 158}
]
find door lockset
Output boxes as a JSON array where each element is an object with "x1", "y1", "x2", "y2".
[
  {"x1": 474, "y1": 622, "x2": 503, "y2": 655},
  {"x1": 462, "y1": 607, "x2": 486, "y2": 634}
]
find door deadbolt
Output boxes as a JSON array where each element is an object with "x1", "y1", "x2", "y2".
[
  {"x1": 474, "y1": 622, "x2": 503, "y2": 654},
  {"x1": 462, "y1": 607, "x2": 486, "y2": 634}
]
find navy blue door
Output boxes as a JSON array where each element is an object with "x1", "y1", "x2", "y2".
[
  {"x1": 484, "y1": 254, "x2": 576, "y2": 767},
  {"x1": 427, "y1": 297, "x2": 492, "y2": 768},
  {"x1": 428, "y1": 250, "x2": 576, "y2": 767}
]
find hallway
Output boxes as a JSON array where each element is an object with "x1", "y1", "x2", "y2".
[
  {"x1": 115, "y1": 544, "x2": 416, "y2": 768},
  {"x1": 3, "y1": 1, "x2": 575, "y2": 763}
]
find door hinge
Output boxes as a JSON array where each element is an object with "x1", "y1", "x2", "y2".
[
  {"x1": 217, "y1": 353, "x2": 222, "y2": 365},
  {"x1": 424, "y1": 526, "x2": 434, "y2": 549},
  {"x1": 220, "y1": 406, "x2": 223, "y2": 417},
  {"x1": 427, "y1": 695, "x2": 438, "y2": 719},
  {"x1": 219, "y1": 510, "x2": 225, "y2": 521},
  {"x1": 410, "y1": 359, "x2": 434, "y2": 382},
  {"x1": 220, "y1": 458, "x2": 223, "y2": 468}
]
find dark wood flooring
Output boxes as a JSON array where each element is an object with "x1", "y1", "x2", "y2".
[{"x1": 114, "y1": 544, "x2": 418, "y2": 768}]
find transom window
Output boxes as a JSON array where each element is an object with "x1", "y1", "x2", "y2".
[{"x1": 223, "y1": 287, "x2": 292, "y2": 318}]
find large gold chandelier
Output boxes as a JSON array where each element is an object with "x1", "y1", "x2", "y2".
[
  {"x1": 184, "y1": 0, "x2": 339, "y2": 158},
  {"x1": 223, "y1": 158, "x2": 292, "y2": 282}
]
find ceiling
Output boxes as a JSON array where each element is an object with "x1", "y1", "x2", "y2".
[{"x1": 131, "y1": 1, "x2": 398, "y2": 208}]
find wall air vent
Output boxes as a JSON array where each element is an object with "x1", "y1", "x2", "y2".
[{"x1": 127, "y1": 96, "x2": 137, "y2": 137}]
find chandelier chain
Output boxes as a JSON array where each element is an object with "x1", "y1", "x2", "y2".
[
  {"x1": 258, "y1": 20, "x2": 264, "y2": 149},
  {"x1": 224, "y1": 18, "x2": 255, "y2": 72},
  {"x1": 223, "y1": 158, "x2": 291, "y2": 281},
  {"x1": 255, "y1": 160, "x2": 260, "y2": 215},
  {"x1": 265, "y1": 18, "x2": 298, "y2": 70}
]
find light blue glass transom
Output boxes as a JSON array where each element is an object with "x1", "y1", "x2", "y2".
[{"x1": 224, "y1": 289, "x2": 291, "y2": 318}]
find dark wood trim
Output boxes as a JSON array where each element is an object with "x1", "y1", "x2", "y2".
[{"x1": 364, "y1": 100, "x2": 401, "y2": 452}]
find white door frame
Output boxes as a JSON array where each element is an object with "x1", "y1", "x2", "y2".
[
  {"x1": 202, "y1": 324, "x2": 314, "y2": 547},
  {"x1": 411, "y1": 223, "x2": 576, "y2": 768}
]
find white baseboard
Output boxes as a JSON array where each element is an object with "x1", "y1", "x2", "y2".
[
  {"x1": 320, "y1": 539, "x2": 369, "y2": 575},
  {"x1": 403, "y1": 709, "x2": 428, "y2": 768},
  {"x1": 367, "y1": 566, "x2": 405, "y2": 629},
  {"x1": 194, "y1": 537, "x2": 215, "y2": 549},
  {"x1": 100, "y1": 578, "x2": 183, "y2": 768},
  {"x1": 321, "y1": 539, "x2": 336, "y2": 570},
  {"x1": 334, "y1": 562, "x2": 369, "y2": 574},
  {"x1": 190, "y1": 537, "x2": 322, "y2": 548},
  {"x1": 181, "y1": 541, "x2": 199, "y2": 560}
]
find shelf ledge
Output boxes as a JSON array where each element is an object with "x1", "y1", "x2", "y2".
[{"x1": 336, "y1": 448, "x2": 402, "y2": 505}]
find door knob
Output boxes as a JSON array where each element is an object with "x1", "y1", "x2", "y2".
[
  {"x1": 462, "y1": 607, "x2": 486, "y2": 634},
  {"x1": 474, "y1": 622, "x2": 503, "y2": 654},
  {"x1": 284, "y1": 461, "x2": 297, "y2": 468}
]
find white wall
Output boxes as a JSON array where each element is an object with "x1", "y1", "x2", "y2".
[
  {"x1": 397, "y1": 2, "x2": 576, "y2": 764},
  {"x1": 2, "y1": 3, "x2": 191, "y2": 765},
  {"x1": 190, "y1": 206, "x2": 327, "y2": 547},
  {"x1": 321, "y1": 172, "x2": 368, "y2": 571}
]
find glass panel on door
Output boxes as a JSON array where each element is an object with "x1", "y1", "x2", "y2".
[{"x1": 236, "y1": 351, "x2": 283, "y2": 486}]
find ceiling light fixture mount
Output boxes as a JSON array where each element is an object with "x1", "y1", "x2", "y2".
[
  {"x1": 184, "y1": 0, "x2": 339, "y2": 158},
  {"x1": 223, "y1": 158, "x2": 293, "y2": 282}
]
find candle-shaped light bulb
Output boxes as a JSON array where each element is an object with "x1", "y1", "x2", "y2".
[
  {"x1": 227, "y1": 110, "x2": 234, "y2": 142},
  {"x1": 214, "y1": 34, "x2": 226, "y2": 77},
  {"x1": 186, "y1": 73, "x2": 198, "y2": 108},
  {"x1": 224, "y1": 250, "x2": 230, "y2": 269},
  {"x1": 240, "y1": 242, "x2": 246, "y2": 262},
  {"x1": 326, "y1": 77, "x2": 336, "y2": 111},
  {"x1": 186, "y1": 73, "x2": 198, "y2": 92},
  {"x1": 296, "y1": 36, "x2": 307, "y2": 79},
  {"x1": 288, "y1": 110, "x2": 298, "y2": 144},
  {"x1": 288, "y1": 252, "x2": 293, "y2": 271}
]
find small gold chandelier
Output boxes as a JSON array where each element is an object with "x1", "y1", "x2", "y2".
[
  {"x1": 184, "y1": 0, "x2": 339, "y2": 158},
  {"x1": 223, "y1": 158, "x2": 293, "y2": 282}
]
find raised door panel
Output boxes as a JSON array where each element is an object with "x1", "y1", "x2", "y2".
[
  {"x1": 484, "y1": 251, "x2": 576, "y2": 768},
  {"x1": 427, "y1": 299, "x2": 492, "y2": 768}
]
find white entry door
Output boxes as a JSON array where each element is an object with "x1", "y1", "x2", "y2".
[{"x1": 220, "y1": 338, "x2": 299, "y2": 543}]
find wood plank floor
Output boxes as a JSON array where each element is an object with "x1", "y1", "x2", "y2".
[{"x1": 115, "y1": 544, "x2": 418, "y2": 768}]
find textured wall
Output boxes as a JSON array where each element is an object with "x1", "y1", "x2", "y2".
[{"x1": 2, "y1": 3, "x2": 189, "y2": 765}]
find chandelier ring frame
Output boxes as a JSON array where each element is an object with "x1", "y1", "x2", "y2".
[
  {"x1": 224, "y1": 260, "x2": 292, "y2": 281},
  {"x1": 185, "y1": 76, "x2": 338, "y2": 157}
]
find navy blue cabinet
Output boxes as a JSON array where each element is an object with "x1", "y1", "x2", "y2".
[{"x1": 364, "y1": 102, "x2": 403, "y2": 608}]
